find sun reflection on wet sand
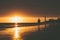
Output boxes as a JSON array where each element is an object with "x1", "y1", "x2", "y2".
[
  {"x1": 0, "y1": 22, "x2": 45, "y2": 40},
  {"x1": 13, "y1": 23, "x2": 20, "y2": 40}
]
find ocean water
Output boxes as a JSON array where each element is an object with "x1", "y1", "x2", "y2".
[{"x1": 0, "y1": 25, "x2": 46, "y2": 40}]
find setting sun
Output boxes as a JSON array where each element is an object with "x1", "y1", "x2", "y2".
[{"x1": 10, "y1": 16, "x2": 22, "y2": 23}]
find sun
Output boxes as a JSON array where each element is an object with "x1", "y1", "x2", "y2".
[{"x1": 10, "y1": 16, "x2": 22, "y2": 23}]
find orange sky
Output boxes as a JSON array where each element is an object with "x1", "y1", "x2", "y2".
[
  {"x1": 0, "y1": 17, "x2": 58, "y2": 23},
  {"x1": 0, "y1": 9, "x2": 58, "y2": 23}
]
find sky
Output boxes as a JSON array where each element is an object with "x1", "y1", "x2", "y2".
[
  {"x1": 0, "y1": 17, "x2": 58, "y2": 23},
  {"x1": 0, "y1": 0, "x2": 60, "y2": 17}
]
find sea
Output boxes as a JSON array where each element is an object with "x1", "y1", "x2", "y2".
[{"x1": 0, "y1": 24, "x2": 49, "y2": 40}]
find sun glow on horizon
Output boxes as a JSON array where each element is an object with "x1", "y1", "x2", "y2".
[{"x1": 10, "y1": 16, "x2": 22, "y2": 23}]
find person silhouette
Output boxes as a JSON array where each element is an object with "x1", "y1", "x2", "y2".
[
  {"x1": 38, "y1": 18, "x2": 40, "y2": 31},
  {"x1": 38, "y1": 18, "x2": 40, "y2": 25}
]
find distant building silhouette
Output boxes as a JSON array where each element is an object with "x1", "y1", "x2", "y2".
[
  {"x1": 44, "y1": 16, "x2": 47, "y2": 31},
  {"x1": 44, "y1": 16, "x2": 46, "y2": 28}
]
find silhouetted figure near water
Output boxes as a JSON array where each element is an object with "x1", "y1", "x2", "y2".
[
  {"x1": 38, "y1": 18, "x2": 40, "y2": 25},
  {"x1": 38, "y1": 18, "x2": 40, "y2": 31}
]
